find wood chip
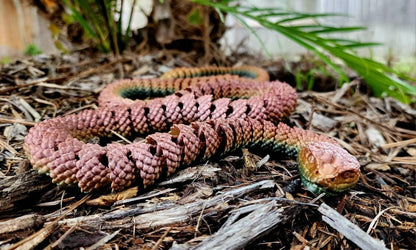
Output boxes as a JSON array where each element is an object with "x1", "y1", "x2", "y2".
[
  {"x1": 58, "y1": 180, "x2": 275, "y2": 230},
  {"x1": 173, "y1": 201, "x2": 286, "y2": 250},
  {"x1": 0, "y1": 214, "x2": 44, "y2": 235},
  {"x1": 318, "y1": 203, "x2": 388, "y2": 250},
  {"x1": 311, "y1": 113, "x2": 338, "y2": 132},
  {"x1": 17, "y1": 97, "x2": 41, "y2": 122},
  {"x1": 365, "y1": 126, "x2": 386, "y2": 147}
]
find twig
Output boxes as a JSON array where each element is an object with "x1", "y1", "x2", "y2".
[
  {"x1": 59, "y1": 180, "x2": 275, "y2": 230},
  {"x1": 0, "y1": 117, "x2": 36, "y2": 126},
  {"x1": 318, "y1": 203, "x2": 387, "y2": 250},
  {"x1": 256, "y1": 154, "x2": 270, "y2": 168},
  {"x1": 110, "y1": 129, "x2": 132, "y2": 144},
  {"x1": 36, "y1": 82, "x2": 86, "y2": 90},
  {"x1": 47, "y1": 222, "x2": 79, "y2": 249},
  {"x1": 33, "y1": 97, "x2": 57, "y2": 118},
  {"x1": 195, "y1": 202, "x2": 207, "y2": 238},
  {"x1": 151, "y1": 227, "x2": 172, "y2": 250},
  {"x1": 0, "y1": 77, "x2": 48, "y2": 94},
  {"x1": 175, "y1": 201, "x2": 287, "y2": 250},
  {"x1": 0, "y1": 139, "x2": 19, "y2": 155},
  {"x1": 0, "y1": 214, "x2": 44, "y2": 235},
  {"x1": 381, "y1": 138, "x2": 416, "y2": 149},
  {"x1": 17, "y1": 97, "x2": 41, "y2": 121},
  {"x1": 113, "y1": 188, "x2": 176, "y2": 206},
  {"x1": 366, "y1": 206, "x2": 395, "y2": 234},
  {"x1": 8, "y1": 195, "x2": 91, "y2": 250}
]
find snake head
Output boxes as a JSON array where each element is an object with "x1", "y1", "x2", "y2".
[{"x1": 297, "y1": 142, "x2": 360, "y2": 196}]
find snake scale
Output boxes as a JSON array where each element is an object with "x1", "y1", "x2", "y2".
[{"x1": 24, "y1": 65, "x2": 360, "y2": 195}]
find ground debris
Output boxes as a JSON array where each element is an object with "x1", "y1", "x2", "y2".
[
  {"x1": 58, "y1": 180, "x2": 275, "y2": 230},
  {"x1": 0, "y1": 52, "x2": 415, "y2": 249},
  {"x1": 0, "y1": 170, "x2": 52, "y2": 213},
  {"x1": 172, "y1": 201, "x2": 287, "y2": 250},
  {"x1": 319, "y1": 203, "x2": 388, "y2": 250}
]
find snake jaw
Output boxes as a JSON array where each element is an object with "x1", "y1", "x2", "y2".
[{"x1": 297, "y1": 142, "x2": 361, "y2": 195}]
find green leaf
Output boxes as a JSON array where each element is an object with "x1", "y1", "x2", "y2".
[
  {"x1": 188, "y1": 8, "x2": 204, "y2": 26},
  {"x1": 24, "y1": 44, "x2": 42, "y2": 56},
  {"x1": 231, "y1": 13, "x2": 271, "y2": 57},
  {"x1": 306, "y1": 26, "x2": 367, "y2": 34},
  {"x1": 274, "y1": 13, "x2": 345, "y2": 24},
  {"x1": 191, "y1": 0, "x2": 416, "y2": 103},
  {"x1": 63, "y1": 0, "x2": 98, "y2": 38}
]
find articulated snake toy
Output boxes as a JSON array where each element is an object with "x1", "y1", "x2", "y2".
[{"x1": 24, "y1": 65, "x2": 360, "y2": 195}]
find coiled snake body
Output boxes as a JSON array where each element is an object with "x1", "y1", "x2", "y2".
[{"x1": 24, "y1": 66, "x2": 360, "y2": 195}]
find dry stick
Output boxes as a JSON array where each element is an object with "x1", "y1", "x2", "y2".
[
  {"x1": 0, "y1": 214, "x2": 44, "y2": 235},
  {"x1": 132, "y1": 180, "x2": 276, "y2": 230},
  {"x1": 0, "y1": 117, "x2": 36, "y2": 126},
  {"x1": 8, "y1": 195, "x2": 91, "y2": 250},
  {"x1": 47, "y1": 222, "x2": 80, "y2": 249},
  {"x1": 112, "y1": 187, "x2": 176, "y2": 206},
  {"x1": 381, "y1": 137, "x2": 416, "y2": 149},
  {"x1": 0, "y1": 77, "x2": 48, "y2": 94},
  {"x1": 366, "y1": 206, "x2": 396, "y2": 234},
  {"x1": 36, "y1": 82, "x2": 87, "y2": 90},
  {"x1": 195, "y1": 202, "x2": 207, "y2": 238},
  {"x1": 151, "y1": 227, "x2": 172, "y2": 250},
  {"x1": 390, "y1": 208, "x2": 416, "y2": 220},
  {"x1": 332, "y1": 80, "x2": 359, "y2": 103},
  {"x1": 110, "y1": 129, "x2": 132, "y2": 144},
  {"x1": 0, "y1": 139, "x2": 19, "y2": 155},
  {"x1": 33, "y1": 97, "x2": 57, "y2": 118},
  {"x1": 318, "y1": 203, "x2": 388, "y2": 250},
  {"x1": 292, "y1": 231, "x2": 309, "y2": 246},
  {"x1": 158, "y1": 165, "x2": 221, "y2": 186},
  {"x1": 17, "y1": 97, "x2": 41, "y2": 121},
  {"x1": 58, "y1": 180, "x2": 275, "y2": 230},
  {"x1": 173, "y1": 201, "x2": 287, "y2": 250},
  {"x1": 174, "y1": 198, "x2": 319, "y2": 249}
]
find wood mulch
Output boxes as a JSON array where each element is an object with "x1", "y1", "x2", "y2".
[{"x1": 0, "y1": 51, "x2": 415, "y2": 249}]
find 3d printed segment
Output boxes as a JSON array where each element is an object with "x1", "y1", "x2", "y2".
[{"x1": 24, "y1": 66, "x2": 360, "y2": 194}]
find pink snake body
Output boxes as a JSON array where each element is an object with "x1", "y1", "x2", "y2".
[{"x1": 24, "y1": 66, "x2": 360, "y2": 194}]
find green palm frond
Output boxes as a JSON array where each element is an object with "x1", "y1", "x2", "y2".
[
  {"x1": 63, "y1": 0, "x2": 136, "y2": 54},
  {"x1": 192, "y1": 0, "x2": 416, "y2": 103}
]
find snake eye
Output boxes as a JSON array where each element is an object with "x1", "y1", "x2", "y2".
[{"x1": 342, "y1": 170, "x2": 356, "y2": 179}]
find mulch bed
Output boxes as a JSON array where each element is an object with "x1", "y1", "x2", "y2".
[{"x1": 0, "y1": 51, "x2": 415, "y2": 249}]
